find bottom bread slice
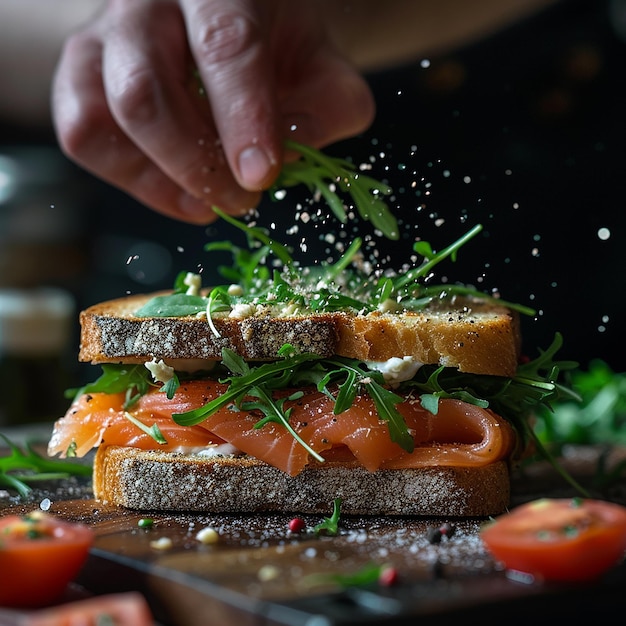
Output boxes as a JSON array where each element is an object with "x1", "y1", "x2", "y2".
[{"x1": 94, "y1": 446, "x2": 510, "y2": 516}]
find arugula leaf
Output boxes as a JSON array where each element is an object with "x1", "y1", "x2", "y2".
[
  {"x1": 524, "y1": 358, "x2": 626, "y2": 493},
  {"x1": 211, "y1": 206, "x2": 294, "y2": 266},
  {"x1": 403, "y1": 334, "x2": 577, "y2": 448},
  {"x1": 67, "y1": 364, "x2": 154, "y2": 408},
  {"x1": 303, "y1": 562, "x2": 388, "y2": 589},
  {"x1": 133, "y1": 219, "x2": 534, "y2": 329},
  {"x1": 205, "y1": 286, "x2": 231, "y2": 337},
  {"x1": 315, "y1": 358, "x2": 414, "y2": 452},
  {"x1": 192, "y1": 68, "x2": 398, "y2": 238},
  {"x1": 123, "y1": 412, "x2": 168, "y2": 445},
  {"x1": 314, "y1": 498, "x2": 342, "y2": 536},
  {"x1": 0, "y1": 434, "x2": 91, "y2": 498},
  {"x1": 161, "y1": 373, "x2": 181, "y2": 399},
  {"x1": 365, "y1": 379, "x2": 415, "y2": 452},
  {"x1": 272, "y1": 140, "x2": 398, "y2": 240},
  {"x1": 173, "y1": 348, "x2": 416, "y2": 456},
  {"x1": 173, "y1": 349, "x2": 325, "y2": 462},
  {"x1": 173, "y1": 349, "x2": 320, "y2": 423},
  {"x1": 134, "y1": 293, "x2": 208, "y2": 317},
  {"x1": 246, "y1": 388, "x2": 323, "y2": 463},
  {"x1": 394, "y1": 224, "x2": 483, "y2": 289}
]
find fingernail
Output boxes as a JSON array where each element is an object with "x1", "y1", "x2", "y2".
[{"x1": 238, "y1": 145, "x2": 273, "y2": 189}]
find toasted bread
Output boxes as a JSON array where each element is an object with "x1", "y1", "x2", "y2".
[
  {"x1": 94, "y1": 446, "x2": 510, "y2": 516},
  {"x1": 78, "y1": 292, "x2": 520, "y2": 376}
]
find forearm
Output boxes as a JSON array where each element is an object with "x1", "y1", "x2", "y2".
[{"x1": 324, "y1": 0, "x2": 561, "y2": 71}]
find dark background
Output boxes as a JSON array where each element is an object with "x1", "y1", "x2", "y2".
[{"x1": 1, "y1": 0, "x2": 624, "y2": 406}]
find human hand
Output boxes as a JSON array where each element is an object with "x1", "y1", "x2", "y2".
[{"x1": 51, "y1": 0, "x2": 375, "y2": 224}]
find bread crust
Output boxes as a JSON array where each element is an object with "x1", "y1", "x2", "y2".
[
  {"x1": 93, "y1": 446, "x2": 510, "y2": 517},
  {"x1": 79, "y1": 292, "x2": 520, "y2": 376}
]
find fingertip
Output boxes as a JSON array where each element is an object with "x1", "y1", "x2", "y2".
[
  {"x1": 237, "y1": 144, "x2": 280, "y2": 191},
  {"x1": 174, "y1": 192, "x2": 218, "y2": 224},
  {"x1": 175, "y1": 190, "x2": 260, "y2": 224}
]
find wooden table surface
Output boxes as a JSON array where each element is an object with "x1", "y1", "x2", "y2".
[{"x1": 1, "y1": 425, "x2": 626, "y2": 625}]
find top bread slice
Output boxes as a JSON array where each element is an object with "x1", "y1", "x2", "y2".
[{"x1": 78, "y1": 292, "x2": 520, "y2": 377}]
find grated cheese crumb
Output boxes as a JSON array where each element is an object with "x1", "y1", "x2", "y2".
[
  {"x1": 196, "y1": 527, "x2": 220, "y2": 544},
  {"x1": 150, "y1": 537, "x2": 173, "y2": 550},
  {"x1": 183, "y1": 272, "x2": 202, "y2": 296},
  {"x1": 145, "y1": 358, "x2": 175, "y2": 384}
]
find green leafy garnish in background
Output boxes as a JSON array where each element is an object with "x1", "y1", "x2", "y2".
[
  {"x1": 531, "y1": 359, "x2": 626, "y2": 490},
  {"x1": 535, "y1": 359, "x2": 626, "y2": 446},
  {"x1": 0, "y1": 434, "x2": 91, "y2": 498},
  {"x1": 271, "y1": 140, "x2": 398, "y2": 240}
]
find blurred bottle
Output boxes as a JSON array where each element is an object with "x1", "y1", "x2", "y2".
[
  {"x1": 0, "y1": 145, "x2": 89, "y2": 425},
  {"x1": 0, "y1": 145, "x2": 88, "y2": 291},
  {"x1": 0, "y1": 288, "x2": 75, "y2": 425}
]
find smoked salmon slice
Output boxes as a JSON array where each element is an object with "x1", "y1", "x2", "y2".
[
  {"x1": 47, "y1": 387, "x2": 226, "y2": 457},
  {"x1": 48, "y1": 381, "x2": 515, "y2": 476}
]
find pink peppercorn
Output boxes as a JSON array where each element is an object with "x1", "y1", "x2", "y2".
[
  {"x1": 288, "y1": 517, "x2": 306, "y2": 533},
  {"x1": 379, "y1": 566, "x2": 399, "y2": 587}
]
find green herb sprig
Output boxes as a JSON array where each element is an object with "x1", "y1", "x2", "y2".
[
  {"x1": 219, "y1": 348, "x2": 324, "y2": 463},
  {"x1": 173, "y1": 347, "x2": 415, "y2": 459},
  {"x1": 66, "y1": 363, "x2": 182, "y2": 425},
  {"x1": 272, "y1": 140, "x2": 398, "y2": 240},
  {"x1": 123, "y1": 412, "x2": 168, "y2": 445},
  {"x1": 303, "y1": 563, "x2": 388, "y2": 590},
  {"x1": 405, "y1": 333, "x2": 579, "y2": 449},
  {"x1": 313, "y1": 497, "x2": 342, "y2": 536},
  {"x1": 67, "y1": 364, "x2": 155, "y2": 408},
  {"x1": 0, "y1": 434, "x2": 92, "y2": 498},
  {"x1": 192, "y1": 70, "x2": 398, "y2": 239},
  {"x1": 135, "y1": 217, "x2": 533, "y2": 323}
]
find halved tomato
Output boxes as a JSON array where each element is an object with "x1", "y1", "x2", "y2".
[
  {"x1": 480, "y1": 497, "x2": 626, "y2": 582},
  {"x1": 0, "y1": 511, "x2": 94, "y2": 608},
  {"x1": 21, "y1": 592, "x2": 155, "y2": 626}
]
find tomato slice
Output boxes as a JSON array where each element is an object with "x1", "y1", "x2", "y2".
[
  {"x1": 20, "y1": 592, "x2": 155, "y2": 626},
  {"x1": 480, "y1": 498, "x2": 626, "y2": 582},
  {"x1": 0, "y1": 511, "x2": 94, "y2": 608}
]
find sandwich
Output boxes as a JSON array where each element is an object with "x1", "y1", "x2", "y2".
[{"x1": 47, "y1": 216, "x2": 573, "y2": 517}]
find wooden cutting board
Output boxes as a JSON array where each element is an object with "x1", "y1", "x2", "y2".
[
  {"x1": 2, "y1": 438, "x2": 626, "y2": 625},
  {"x1": 4, "y1": 485, "x2": 626, "y2": 626}
]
